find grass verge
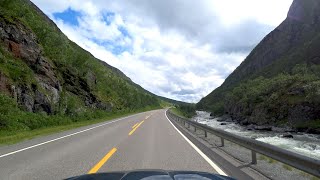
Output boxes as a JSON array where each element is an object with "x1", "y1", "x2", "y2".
[
  {"x1": 170, "y1": 108, "x2": 187, "y2": 118},
  {"x1": 0, "y1": 107, "x2": 161, "y2": 146}
]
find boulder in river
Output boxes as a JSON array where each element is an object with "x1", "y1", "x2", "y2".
[
  {"x1": 281, "y1": 134, "x2": 294, "y2": 138},
  {"x1": 254, "y1": 126, "x2": 272, "y2": 131},
  {"x1": 216, "y1": 118, "x2": 224, "y2": 122}
]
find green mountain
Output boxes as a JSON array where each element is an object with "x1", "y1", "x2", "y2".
[
  {"x1": 197, "y1": 0, "x2": 320, "y2": 133},
  {"x1": 0, "y1": 0, "x2": 180, "y2": 132}
]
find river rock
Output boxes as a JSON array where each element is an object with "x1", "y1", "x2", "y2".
[
  {"x1": 306, "y1": 128, "x2": 320, "y2": 134},
  {"x1": 254, "y1": 126, "x2": 272, "y2": 131},
  {"x1": 281, "y1": 134, "x2": 294, "y2": 138},
  {"x1": 216, "y1": 118, "x2": 224, "y2": 122},
  {"x1": 239, "y1": 120, "x2": 250, "y2": 126}
]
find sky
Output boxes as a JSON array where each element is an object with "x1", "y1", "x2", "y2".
[{"x1": 31, "y1": 0, "x2": 293, "y2": 103}]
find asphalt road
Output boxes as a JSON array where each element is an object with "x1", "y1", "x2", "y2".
[{"x1": 0, "y1": 109, "x2": 224, "y2": 180}]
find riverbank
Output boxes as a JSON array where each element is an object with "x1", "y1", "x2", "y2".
[
  {"x1": 193, "y1": 111, "x2": 320, "y2": 159},
  {"x1": 208, "y1": 113, "x2": 320, "y2": 135}
]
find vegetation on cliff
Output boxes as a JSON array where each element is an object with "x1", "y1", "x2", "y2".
[
  {"x1": 197, "y1": 0, "x2": 320, "y2": 133},
  {"x1": 173, "y1": 103, "x2": 196, "y2": 118},
  {"x1": 0, "y1": 0, "x2": 184, "y2": 140},
  {"x1": 224, "y1": 64, "x2": 320, "y2": 131}
]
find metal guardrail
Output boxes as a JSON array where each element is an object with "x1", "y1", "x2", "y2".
[{"x1": 166, "y1": 110, "x2": 320, "y2": 178}]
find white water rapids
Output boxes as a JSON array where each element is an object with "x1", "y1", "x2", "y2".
[{"x1": 192, "y1": 111, "x2": 320, "y2": 160}]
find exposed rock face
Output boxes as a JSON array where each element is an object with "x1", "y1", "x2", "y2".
[
  {"x1": 0, "y1": 15, "x2": 114, "y2": 114},
  {"x1": 0, "y1": 16, "x2": 61, "y2": 114},
  {"x1": 61, "y1": 68, "x2": 112, "y2": 111},
  {"x1": 0, "y1": 16, "x2": 115, "y2": 114}
]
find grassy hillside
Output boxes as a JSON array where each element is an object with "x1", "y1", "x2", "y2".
[
  {"x1": 1, "y1": 0, "x2": 161, "y2": 109},
  {"x1": 197, "y1": 0, "x2": 320, "y2": 133},
  {"x1": 0, "y1": 0, "x2": 176, "y2": 138}
]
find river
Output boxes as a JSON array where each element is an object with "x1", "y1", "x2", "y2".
[{"x1": 192, "y1": 111, "x2": 320, "y2": 160}]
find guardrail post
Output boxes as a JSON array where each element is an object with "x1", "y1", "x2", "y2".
[
  {"x1": 221, "y1": 138, "x2": 224, "y2": 147},
  {"x1": 251, "y1": 151, "x2": 257, "y2": 164},
  {"x1": 204, "y1": 131, "x2": 207, "y2": 137},
  {"x1": 194, "y1": 126, "x2": 197, "y2": 132}
]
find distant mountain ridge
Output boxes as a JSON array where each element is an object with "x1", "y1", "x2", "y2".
[{"x1": 197, "y1": 0, "x2": 320, "y2": 133}]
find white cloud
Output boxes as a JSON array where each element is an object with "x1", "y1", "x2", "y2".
[
  {"x1": 31, "y1": 0, "x2": 293, "y2": 103},
  {"x1": 213, "y1": 0, "x2": 293, "y2": 26}
]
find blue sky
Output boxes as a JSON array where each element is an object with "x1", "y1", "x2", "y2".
[
  {"x1": 32, "y1": 0, "x2": 293, "y2": 102},
  {"x1": 53, "y1": 8, "x2": 131, "y2": 55},
  {"x1": 53, "y1": 8, "x2": 81, "y2": 26}
]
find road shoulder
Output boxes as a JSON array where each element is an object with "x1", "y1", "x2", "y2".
[{"x1": 166, "y1": 110, "x2": 262, "y2": 180}]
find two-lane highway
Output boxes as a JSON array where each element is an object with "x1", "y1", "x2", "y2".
[{"x1": 0, "y1": 109, "x2": 224, "y2": 180}]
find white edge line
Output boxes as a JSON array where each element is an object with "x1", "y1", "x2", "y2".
[
  {"x1": 0, "y1": 112, "x2": 146, "y2": 158},
  {"x1": 164, "y1": 109, "x2": 228, "y2": 176}
]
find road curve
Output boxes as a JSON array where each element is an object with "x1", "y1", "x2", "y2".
[{"x1": 0, "y1": 109, "x2": 222, "y2": 180}]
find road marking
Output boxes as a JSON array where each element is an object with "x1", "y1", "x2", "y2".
[
  {"x1": 0, "y1": 113, "x2": 145, "y2": 159},
  {"x1": 88, "y1": 147, "x2": 117, "y2": 174},
  {"x1": 150, "y1": 113, "x2": 153, "y2": 117},
  {"x1": 146, "y1": 113, "x2": 153, "y2": 120},
  {"x1": 132, "y1": 123, "x2": 138, "y2": 129},
  {"x1": 128, "y1": 120, "x2": 144, "y2": 136},
  {"x1": 164, "y1": 110, "x2": 227, "y2": 176}
]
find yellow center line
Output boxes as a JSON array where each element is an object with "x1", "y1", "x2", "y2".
[
  {"x1": 128, "y1": 120, "x2": 144, "y2": 136},
  {"x1": 88, "y1": 147, "x2": 117, "y2": 174},
  {"x1": 132, "y1": 122, "x2": 138, "y2": 129}
]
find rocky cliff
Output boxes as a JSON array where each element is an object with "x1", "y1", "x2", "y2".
[
  {"x1": 224, "y1": 0, "x2": 320, "y2": 87},
  {"x1": 1, "y1": 15, "x2": 63, "y2": 113},
  {"x1": 197, "y1": 0, "x2": 320, "y2": 133},
  {"x1": 0, "y1": 0, "x2": 168, "y2": 131}
]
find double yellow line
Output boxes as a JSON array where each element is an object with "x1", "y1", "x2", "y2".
[
  {"x1": 129, "y1": 120, "x2": 144, "y2": 136},
  {"x1": 129, "y1": 115, "x2": 151, "y2": 136}
]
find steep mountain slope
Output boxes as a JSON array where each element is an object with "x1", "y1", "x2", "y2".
[
  {"x1": 197, "y1": 0, "x2": 320, "y2": 133},
  {"x1": 0, "y1": 0, "x2": 175, "y2": 132}
]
